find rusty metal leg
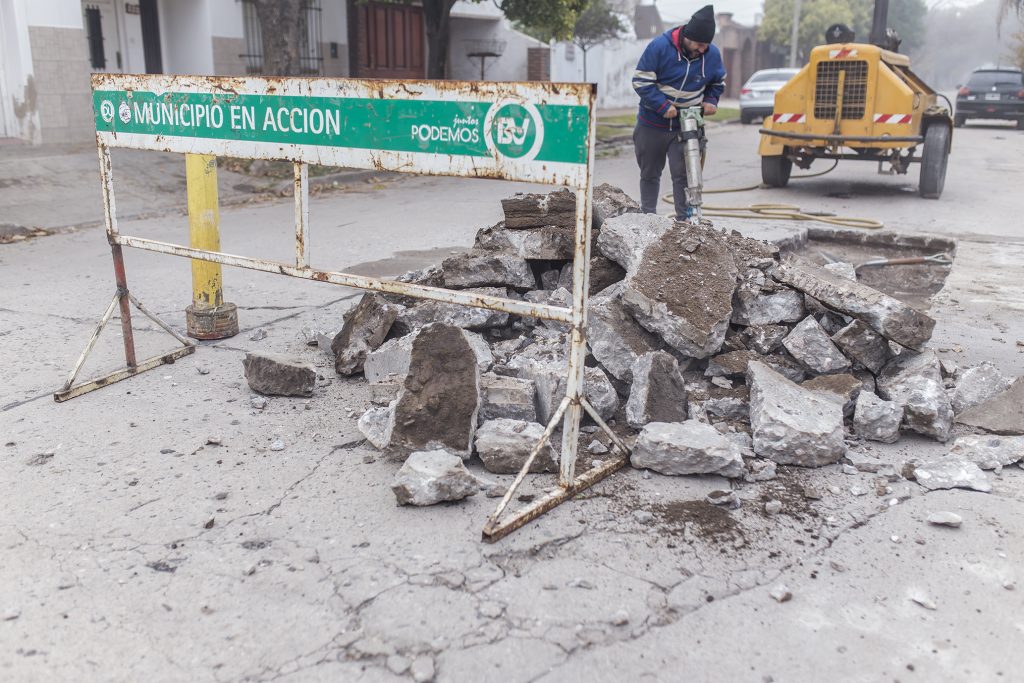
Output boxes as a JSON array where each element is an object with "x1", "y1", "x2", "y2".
[{"x1": 110, "y1": 244, "x2": 137, "y2": 368}]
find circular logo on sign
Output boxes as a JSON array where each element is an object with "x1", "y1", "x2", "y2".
[
  {"x1": 100, "y1": 100, "x2": 115, "y2": 123},
  {"x1": 484, "y1": 101, "x2": 544, "y2": 161},
  {"x1": 118, "y1": 101, "x2": 132, "y2": 124}
]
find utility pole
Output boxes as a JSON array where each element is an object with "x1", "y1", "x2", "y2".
[{"x1": 788, "y1": 0, "x2": 803, "y2": 67}]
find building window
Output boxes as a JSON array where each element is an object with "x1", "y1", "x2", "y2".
[
  {"x1": 241, "y1": 0, "x2": 323, "y2": 75},
  {"x1": 85, "y1": 5, "x2": 106, "y2": 70}
]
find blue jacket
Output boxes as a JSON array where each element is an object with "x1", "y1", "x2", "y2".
[{"x1": 633, "y1": 26, "x2": 727, "y2": 130}]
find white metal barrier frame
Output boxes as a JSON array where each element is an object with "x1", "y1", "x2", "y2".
[{"x1": 60, "y1": 73, "x2": 630, "y2": 541}]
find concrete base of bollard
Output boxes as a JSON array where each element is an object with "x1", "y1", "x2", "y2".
[{"x1": 186, "y1": 302, "x2": 239, "y2": 340}]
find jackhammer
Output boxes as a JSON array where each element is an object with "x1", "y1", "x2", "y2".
[{"x1": 677, "y1": 106, "x2": 706, "y2": 225}]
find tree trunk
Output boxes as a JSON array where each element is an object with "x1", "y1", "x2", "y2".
[
  {"x1": 252, "y1": 0, "x2": 307, "y2": 76},
  {"x1": 581, "y1": 46, "x2": 589, "y2": 81},
  {"x1": 423, "y1": 0, "x2": 456, "y2": 79}
]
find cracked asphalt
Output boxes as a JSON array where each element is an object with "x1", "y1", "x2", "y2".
[{"x1": 2, "y1": 122, "x2": 1023, "y2": 682}]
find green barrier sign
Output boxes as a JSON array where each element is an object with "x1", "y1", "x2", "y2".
[{"x1": 93, "y1": 89, "x2": 590, "y2": 165}]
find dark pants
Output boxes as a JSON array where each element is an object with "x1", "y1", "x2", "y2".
[{"x1": 633, "y1": 122, "x2": 706, "y2": 221}]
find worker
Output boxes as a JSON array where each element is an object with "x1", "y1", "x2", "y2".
[{"x1": 631, "y1": 4, "x2": 726, "y2": 221}]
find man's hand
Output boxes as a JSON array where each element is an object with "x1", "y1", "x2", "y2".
[
  {"x1": 702, "y1": 103, "x2": 718, "y2": 116},
  {"x1": 663, "y1": 105, "x2": 679, "y2": 119}
]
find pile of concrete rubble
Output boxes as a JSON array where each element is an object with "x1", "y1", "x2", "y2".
[{"x1": 243, "y1": 185, "x2": 1024, "y2": 506}]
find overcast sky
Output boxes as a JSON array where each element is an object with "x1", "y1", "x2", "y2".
[{"x1": 653, "y1": 0, "x2": 987, "y2": 30}]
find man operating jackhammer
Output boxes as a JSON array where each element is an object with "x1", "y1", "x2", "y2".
[{"x1": 631, "y1": 4, "x2": 726, "y2": 222}]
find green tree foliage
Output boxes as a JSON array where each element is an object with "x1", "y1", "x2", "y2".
[
  {"x1": 758, "y1": 0, "x2": 926, "y2": 62},
  {"x1": 571, "y1": 0, "x2": 628, "y2": 80}
]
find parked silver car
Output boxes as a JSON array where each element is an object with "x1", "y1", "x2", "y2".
[{"x1": 739, "y1": 68, "x2": 801, "y2": 124}]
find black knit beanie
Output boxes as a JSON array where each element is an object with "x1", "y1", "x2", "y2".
[{"x1": 682, "y1": 5, "x2": 716, "y2": 43}]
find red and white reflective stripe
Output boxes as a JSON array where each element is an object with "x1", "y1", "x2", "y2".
[
  {"x1": 873, "y1": 113, "x2": 912, "y2": 124},
  {"x1": 828, "y1": 48, "x2": 859, "y2": 58},
  {"x1": 772, "y1": 113, "x2": 805, "y2": 123}
]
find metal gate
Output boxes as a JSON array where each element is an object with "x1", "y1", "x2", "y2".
[{"x1": 59, "y1": 73, "x2": 629, "y2": 541}]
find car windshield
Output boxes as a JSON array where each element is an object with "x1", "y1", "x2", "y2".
[
  {"x1": 966, "y1": 71, "x2": 1023, "y2": 89},
  {"x1": 748, "y1": 70, "x2": 798, "y2": 84}
]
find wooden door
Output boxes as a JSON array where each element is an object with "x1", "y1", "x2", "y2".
[{"x1": 349, "y1": 0, "x2": 425, "y2": 79}]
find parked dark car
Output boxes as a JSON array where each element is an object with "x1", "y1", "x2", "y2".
[{"x1": 955, "y1": 67, "x2": 1024, "y2": 128}]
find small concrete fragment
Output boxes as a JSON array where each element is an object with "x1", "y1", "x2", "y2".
[
  {"x1": 912, "y1": 459, "x2": 991, "y2": 493},
  {"x1": 474, "y1": 223, "x2": 575, "y2": 260},
  {"x1": 948, "y1": 434, "x2": 1024, "y2": 470},
  {"x1": 731, "y1": 289, "x2": 805, "y2": 326},
  {"x1": 474, "y1": 419, "x2": 557, "y2": 474},
  {"x1": 594, "y1": 213, "x2": 674, "y2": 274},
  {"x1": 364, "y1": 329, "x2": 492, "y2": 384},
  {"x1": 620, "y1": 224, "x2": 738, "y2": 359},
  {"x1": 783, "y1": 316, "x2": 851, "y2": 375},
  {"x1": 392, "y1": 287, "x2": 510, "y2": 334},
  {"x1": 744, "y1": 324, "x2": 789, "y2": 355},
  {"x1": 479, "y1": 373, "x2": 537, "y2": 424},
  {"x1": 954, "y1": 377, "x2": 1024, "y2": 435},
  {"x1": 332, "y1": 293, "x2": 400, "y2": 375},
  {"x1": 441, "y1": 251, "x2": 536, "y2": 289},
  {"x1": 773, "y1": 259, "x2": 935, "y2": 349},
  {"x1": 630, "y1": 420, "x2": 745, "y2": 478},
  {"x1": 392, "y1": 451, "x2": 480, "y2": 507},
  {"x1": 950, "y1": 363, "x2": 1014, "y2": 416},
  {"x1": 242, "y1": 352, "x2": 316, "y2": 397},
  {"x1": 769, "y1": 585, "x2": 793, "y2": 603},
  {"x1": 626, "y1": 351, "x2": 689, "y2": 429},
  {"x1": 853, "y1": 391, "x2": 903, "y2": 443},
  {"x1": 358, "y1": 401, "x2": 396, "y2": 450},
  {"x1": 705, "y1": 350, "x2": 761, "y2": 379},
  {"x1": 747, "y1": 361, "x2": 846, "y2": 467},
  {"x1": 802, "y1": 373, "x2": 862, "y2": 416},
  {"x1": 831, "y1": 319, "x2": 894, "y2": 374},
  {"x1": 586, "y1": 283, "x2": 665, "y2": 383},
  {"x1": 501, "y1": 188, "x2": 576, "y2": 228},
  {"x1": 927, "y1": 511, "x2": 963, "y2": 528},
  {"x1": 877, "y1": 350, "x2": 953, "y2": 441},
  {"x1": 390, "y1": 324, "x2": 480, "y2": 458},
  {"x1": 592, "y1": 183, "x2": 640, "y2": 230}
]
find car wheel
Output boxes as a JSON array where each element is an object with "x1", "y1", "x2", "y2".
[
  {"x1": 954, "y1": 114, "x2": 966, "y2": 128},
  {"x1": 919, "y1": 123, "x2": 950, "y2": 199},
  {"x1": 740, "y1": 111, "x2": 752, "y2": 125},
  {"x1": 1017, "y1": 117, "x2": 1024, "y2": 131},
  {"x1": 761, "y1": 155, "x2": 792, "y2": 188}
]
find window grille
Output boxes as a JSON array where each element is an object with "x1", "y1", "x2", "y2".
[
  {"x1": 85, "y1": 5, "x2": 106, "y2": 70},
  {"x1": 814, "y1": 60, "x2": 868, "y2": 120},
  {"x1": 241, "y1": 0, "x2": 323, "y2": 75}
]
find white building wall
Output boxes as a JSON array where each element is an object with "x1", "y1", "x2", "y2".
[
  {"x1": 551, "y1": 39, "x2": 646, "y2": 109},
  {"x1": 208, "y1": 0, "x2": 243, "y2": 39},
  {"x1": 24, "y1": 0, "x2": 81, "y2": 28},
  {"x1": 448, "y1": 18, "x2": 545, "y2": 81},
  {"x1": 159, "y1": 0, "x2": 214, "y2": 75},
  {"x1": 1, "y1": 0, "x2": 42, "y2": 141}
]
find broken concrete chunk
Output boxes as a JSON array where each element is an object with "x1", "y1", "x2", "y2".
[
  {"x1": 927, "y1": 511, "x2": 962, "y2": 528},
  {"x1": 831, "y1": 319, "x2": 894, "y2": 375},
  {"x1": 954, "y1": 377, "x2": 1024, "y2": 435},
  {"x1": 621, "y1": 224, "x2": 738, "y2": 359},
  {"x1": 911, "y1": 459, "x2": 992, "y2": 493},
  {"x1": 331, "y1": 293, "x2": 401, "y2": 376},
  {"x1": 822, "y1": 262, "x2": 857, "y2": 280},
  {"x1": 773, "y1": 260, "x2": 935, "y2": 350},
  {"x1": 745, "y1": 458, "x2": 778, "y2": 482},
  {"x1": 507, "y1": 340, "x2": 617, "y2": 423},
  {"x1": 586, "y1": 282, "x2": 665, "y2": 383},
  {"x1": 364, "y1": 329, "x2": 492, "y2": 384},
  {"x1": 783, "y1": 316, "x2": 852, "y2": 375},
  {"x1": 392, "y1": 287, "x2": 510, "y2": 335},
  {"x1": 948, "y1": 434, "x2": 1024, "y2": 470},
  {"x1": 747, "y1": 361, "x2": 846, "y2": 467},
  {"x1": 501, "y1": 188, "x2": 577, "y2": 228},
  {"x1": 853, "y1": 391, "x2": 903, "y2": 443},
  {"x1": 877, "y1": 350, "x2": 953, "y2": 442},
  {"x1": 626, "y1": 351, "x2": 689, "y2": 429},
  {"x1": 359, "y1": 401, "x2": 396, "y2": 450},
  {"x1": 630, "y1": 420, "x2": 745, "y2": 478},
  {"x1": 594, "y1": 213, "x2": 674, "y2": 274},
  {"x1": 802, "y1": 373, "x2": 862, "y2": 416},
  {"x1": 390, "y1": 324, "x2": 481, "y2": 459},
  {"x1": 950, "y1": 362, "x2": 1014, "y2": 415},
  {"x1": 391, "y1": 450, "x2": 480, "y2": 506},
  {"x1": 703, "y1": 395, "x2": 749, "y2": 421},
  {"x1": 441, "y1": 252, "x2": 536, "y2": 290},
  {"x1": 474, "y1": 419, "x2": 558, "y2": 474},
  {"x1": 744, "y1": 324, "x2": 789, "y2": 355},
  {"x1": 479, "y1": 373, "x2": 537, "y2": 424},
  {"x1": 592, "y1": 183, "x2": 641, "y2": 230},
  {"x1": 242, "y1": 352, "x2": 316, "y2": 397},
  {"x1": 474, "y1": 224, "x2": 576, "y2": 260},
  {"x1": 705, "y1": 350, "x2": 762, "y2": 379},
  {"x1": 731, "y1": 289, "x2": 805, "y2": 326},
  {"x1": 761, "y1": 353, "x2": 807, "y2": 383}
]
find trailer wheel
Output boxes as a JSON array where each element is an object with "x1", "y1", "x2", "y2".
[
  {"x1": 954, "y1": 114, "x2": 966, "y2": 128},
  {"x1": 919, "y1": 123, "x2": 949, "y2": 199},
  {"x1": 761, "y1": 155, "x2": 792, "y2": 188}
]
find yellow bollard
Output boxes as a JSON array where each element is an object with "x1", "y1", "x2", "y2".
[{"x1": 184, "y1": 154, "x2": 239, "y2": 339}]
